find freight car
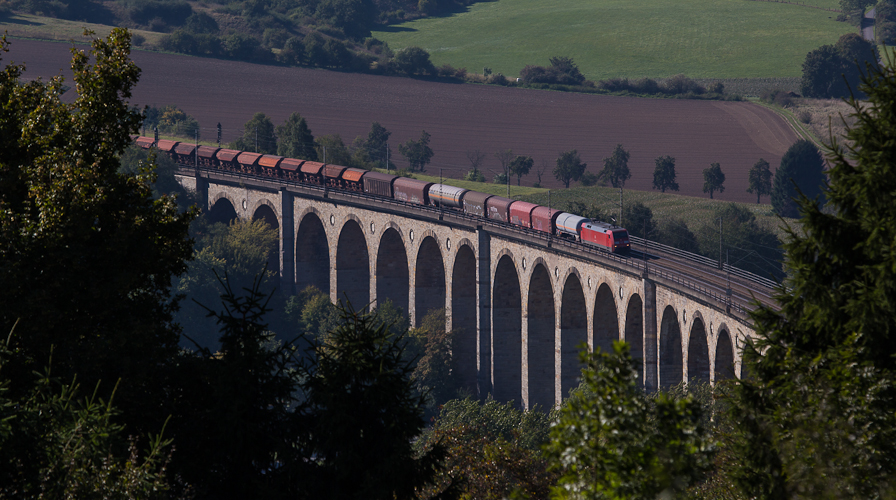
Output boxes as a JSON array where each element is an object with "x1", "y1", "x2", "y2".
[{"x1": 135, "y1": 137, "x2": 631, "y2": 254}]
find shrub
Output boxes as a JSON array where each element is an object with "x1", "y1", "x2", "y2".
[
  {"x1": 580, "y1": 171, "x2": 599, "y2": 187},
  {"x1": 128, "y1": 0, "x2": 192, "y2": 26},
  {"x1": 262, "y1": 28, "x2": 288, "y2": 48},
  {"x1": 184, "y1": 11, "x2": 218, "y2": 34},
  {"x1": 323, "y1": 38, "x2": 352, "y2": 68},
  {"x1": 486, "y1": 73, "x2": 509, "y2": 85},
  {"x1": 661, "y1": 74, "x2": 705, "y2": 94},
  {"x1": 393, "y1": 46, "x2": 435, "y2": 75},
  {"x1": 222, "y1": 32, "x2": 260, "y2": 60}
]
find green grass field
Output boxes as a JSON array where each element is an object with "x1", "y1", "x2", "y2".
[
  {"x1": 372, "y1": 0, "x2": 852, "y2": 80},
  {"x1": 0, "y1": 13, "x2": 165, "y2": 45}
]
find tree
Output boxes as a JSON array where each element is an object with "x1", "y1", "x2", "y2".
[
  {"x1": 0, "y1": 30, "x2": 194, "y2": 435},
  {"x1": 509, "y1": 155, "x2": 533, "y2": 186},
  {"x1": 416, "y1": 397, "x2": 557, "y2": 500},
  {"x1": 494, "y1": 148, "x2": 514, "y2": 180},
  {"x1": 363, "y1": 121, "x2": 392, "y2": 169},
  {"x1": 398, "y1": 130, "x2": 434, "y2": 172},
  {"x1": 800, "y1": 33, "x2": 878, "y2": 98},
  {"x1": 465, "y1": 149, "x2": 486, "y2": 182},
  {"x1": 553, "y1": 149, "x2": 587, "y2": 188},
  {"x1": 315, "y1": 0, "x2": 375, "y2": 39},
  {"x1": 277, "y1": 112, "x2": 318, "y2": 161},
  {"x1": 231, "y1": 112, "x2": 277, "y2": 154},
  {"x1": 746, "y1": 158, "x2": 773, "y2": 204},
  {"x1": 702, "y1": 162, "x2": 726, "y2": 199},
  {"x1": 544, "y1": 342, "x2": 714, "y2": 500},
  {"x1": 624, "y1": 202, "x2": 656, "y2": 238},
  {"x1": 393, "y1": 46, "x2": 435, "y2": 75},
  {"x1": 599, "y1": 143, "x2": 631, "y2": 188},
  {"x1": 771, "y1": 139, "x2": 826, "y2": 218},
  {"x1": 300, "y1": 303, "x2": 445, "y2": 499},
  {"x1": 725, "y1": 57, "x2": 896, "y2": 498},
  {"x1": 315, "y1": 133, "x2": 352, "y2": 165},
  {"x1": 652, "y1": 155, "x2": 679, "y2": 192}
]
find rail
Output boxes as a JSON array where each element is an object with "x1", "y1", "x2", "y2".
[{"x1": 180, "y1": 166, "x2": 771, "y2": 319}]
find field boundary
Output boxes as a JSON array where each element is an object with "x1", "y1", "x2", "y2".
[
  {"x1": 745, "y1": 0, "x2": 842, "y2": 13},
  {"x1": 751, "y1": 99, "x2": 827, "y2": 149}
]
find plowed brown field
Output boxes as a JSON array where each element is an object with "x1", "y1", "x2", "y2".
[{"x1": 10, "y1": 38, "x2": 800, "y2": 203}]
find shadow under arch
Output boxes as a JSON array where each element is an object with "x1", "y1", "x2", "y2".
[
  {"x1": 295, "y1": 211, "x2": 330, "y2": 296},
  {"x1": 659, "y1": 305, "x2": 683, "y2": 388},
  {"x1": 561, "y1": 273, "x2": 587, "y2": 398},
  {"x1": 375, "y1": 227, "x2": 409, "y2": 313},
  {"x1": 493, "y1": 254, "x2": 521, "y2": 406},
  {"x1": 527, "y1": 263, "x2": 554, "y2": 409},
  {"x1": 415, "y1": 236, "x2": 445, "y2": 327},
  {"x1": 688, "y1": 315, "x2": 710, "y2": 383},
  {"x1": 624, "y1": 294, "x2": 644, "y2": 386},
  {"x1": 452, "y1": 244, "x2": 477, "y2": 395},
  {"x1": 336, "y1": 218, "x2": 369, "y2": 309}
]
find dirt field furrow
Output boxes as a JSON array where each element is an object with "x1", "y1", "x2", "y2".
[{"x1": 9, "y1": 38, "x2": 801, "y2": 203}]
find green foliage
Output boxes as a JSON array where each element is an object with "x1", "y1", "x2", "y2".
[
  {"x1": 544, "y1": 342, "x2": 715, "y2": 500},
  {"x1": 724, "y1": 51, "x2": 896, "y2": 500},
  {"x1": 553, "y1": 149, "x2": 586, "y2": 188},
  {"x1": 315, "y1": 0, "x2": 376, "y2": 39},
  {"x1": 0, "y1": 334, "x2": 173, "y2": 498},
  {"x1": 519, "y1": 56, "x2": 587, "y2": 85},
  {"x1": 407, "y1": 308, "x2": 458, "y2": 407},
  {"x1": 316, "y1": 133, "x2": 353, "y2": 165},
  {"x1": 800, "y1": 33, "x2": 878, "y2": 98},
  {"x1": 702, "y1": 162, "x2": 726, "y2": 199},
  {"x1": 300, "y1": 302, "x2": 444, "y2": 499},
  {"x1": 142, "y1": 103, "x2": 200, "y2": 139},
  {"x1": 464, "y1": 167, "x2": 486, "y2": 182},
  {"x1": 362, "y1": 121, "x2": 392, "y2": 169},
  {"x1": 394, "y1": 46, "x2": 435, "y2": 75},
  {"x1": 652, "y1": 155, "x2": 679, "y2": 193},
  {"x1": 746, "y1": 158, "x2": 773, "y2": 204},
  {"x1": 696, "y1": 203, "x2": 783, "y2": 278},
  {"x1": 175, "y1": 218, "x2": 279, "y2": 349},
  {"x1": 656, "y1": 217, "x2": 701, "y2": 254},
  {"x1": 231, "y1": 111, "x2": 277, "y2": 154},
  {"x1": 508, "y1": 154, "x2": 533, "y2": 186},
  {"x1": 127, "y1": 0, "x2": 192, "y2": 26},
  {"x1": 771, "y1": 139, "x2": 825, "y2": 218},
  {"x1": 398, "y1": 129, "x2": 434, "y2": 171},
  {"x1": 169, "y1": 274, "x2": 310, "y2": 497},
  {"x1": 222, "y1": 32, "x2": 266, "y2": 61},
  {"x1": 623, "y1": 201, "x2": 656, "y2": 238},
  {"x1": 416, "y1": 397, "x2": 557, "y2": 500},
  {"x1": 0, "y1": 29, "x2": 194, "y2": 437},
  {"x1": 598, "y1": 143, "x2": 631, "y2": 188},
  {"x1": 185, "y1": 11, "x2": 218, "y2": 34},
  {"x1": 277, "y1": 112, "x2": 318, "y2": 161}
]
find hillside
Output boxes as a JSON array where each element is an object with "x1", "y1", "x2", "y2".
[
  {"x1": 372, "y1": 0, "x2": 853, "y2": 80},
  {"x1": 9, "y1": 38, "x2": 800, "y2": 202}
]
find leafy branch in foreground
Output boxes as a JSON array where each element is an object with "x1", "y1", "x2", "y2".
[{"x1": 544, "y1": 342, "x2": 714, "y2": 500}]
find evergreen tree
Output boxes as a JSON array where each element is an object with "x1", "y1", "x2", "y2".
[
  {"x1": 702, "y1": 162, "x2": 726, "y2": 199},
  {"x1": 277, "y1": 112, "x2": 318, "y2": 161},
  {"x1": 363, "y1": 121, "x2": 392, "y2": 169},
  {"x1": 746, "y1": 158, "x2": 773, "y2": 203},
  {"x1": 725, "y1": 52, "x2": 896, "y2": 499},
  {"x1": 771, "y1": 139, "x2": 825, "y2": 218}
]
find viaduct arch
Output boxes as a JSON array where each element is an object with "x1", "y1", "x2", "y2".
[{"x1": 186, "y1": 171, "x2": 757, "y2": 409}]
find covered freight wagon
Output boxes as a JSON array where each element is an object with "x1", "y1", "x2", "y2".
[
  {"x1": 531, "y1": 206, "x2": 562, "y2": 234},
  {"x1": 394, "y1": 178, "x2": 433, "y2": 205},
  {"x1": 509, "y1": 201, "x2": 539, "y2": 228},
  {"x1": 324, "y1": 164, "x2": 348, "y2": 188},
  {"x1": 135, "y1": 136, "x2": 154, "y2": 149},
  {"x1": 156, "y1": 140, "x2": 178, "y2": 161},
  {"x1": 300, "y1": 161, "x2": 326, "y2": 184},
  {"x1": 462, "y1": 191, "x2": 492, "y2": 217},
  {"x1": 486, "y1": 196, "x2": 514, "y2": 223},
  {"x1": 363, "y1": 171, "x2": 398, "y2": 198},
  {"x1": 173, "y1": 143, "x2": 196, "y2": 164}
]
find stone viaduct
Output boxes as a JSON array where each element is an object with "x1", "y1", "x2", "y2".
[{"x1": 178, "y1": 168, "x2": 757, "y2": 410}]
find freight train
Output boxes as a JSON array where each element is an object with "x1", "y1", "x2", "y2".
[{"x1": 136, "y1": 137, "x2": 631, "y2": 254}]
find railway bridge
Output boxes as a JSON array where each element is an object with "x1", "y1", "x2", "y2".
[{"x1": 176, "y1": 166, "x2": 774, "y2": 410}]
